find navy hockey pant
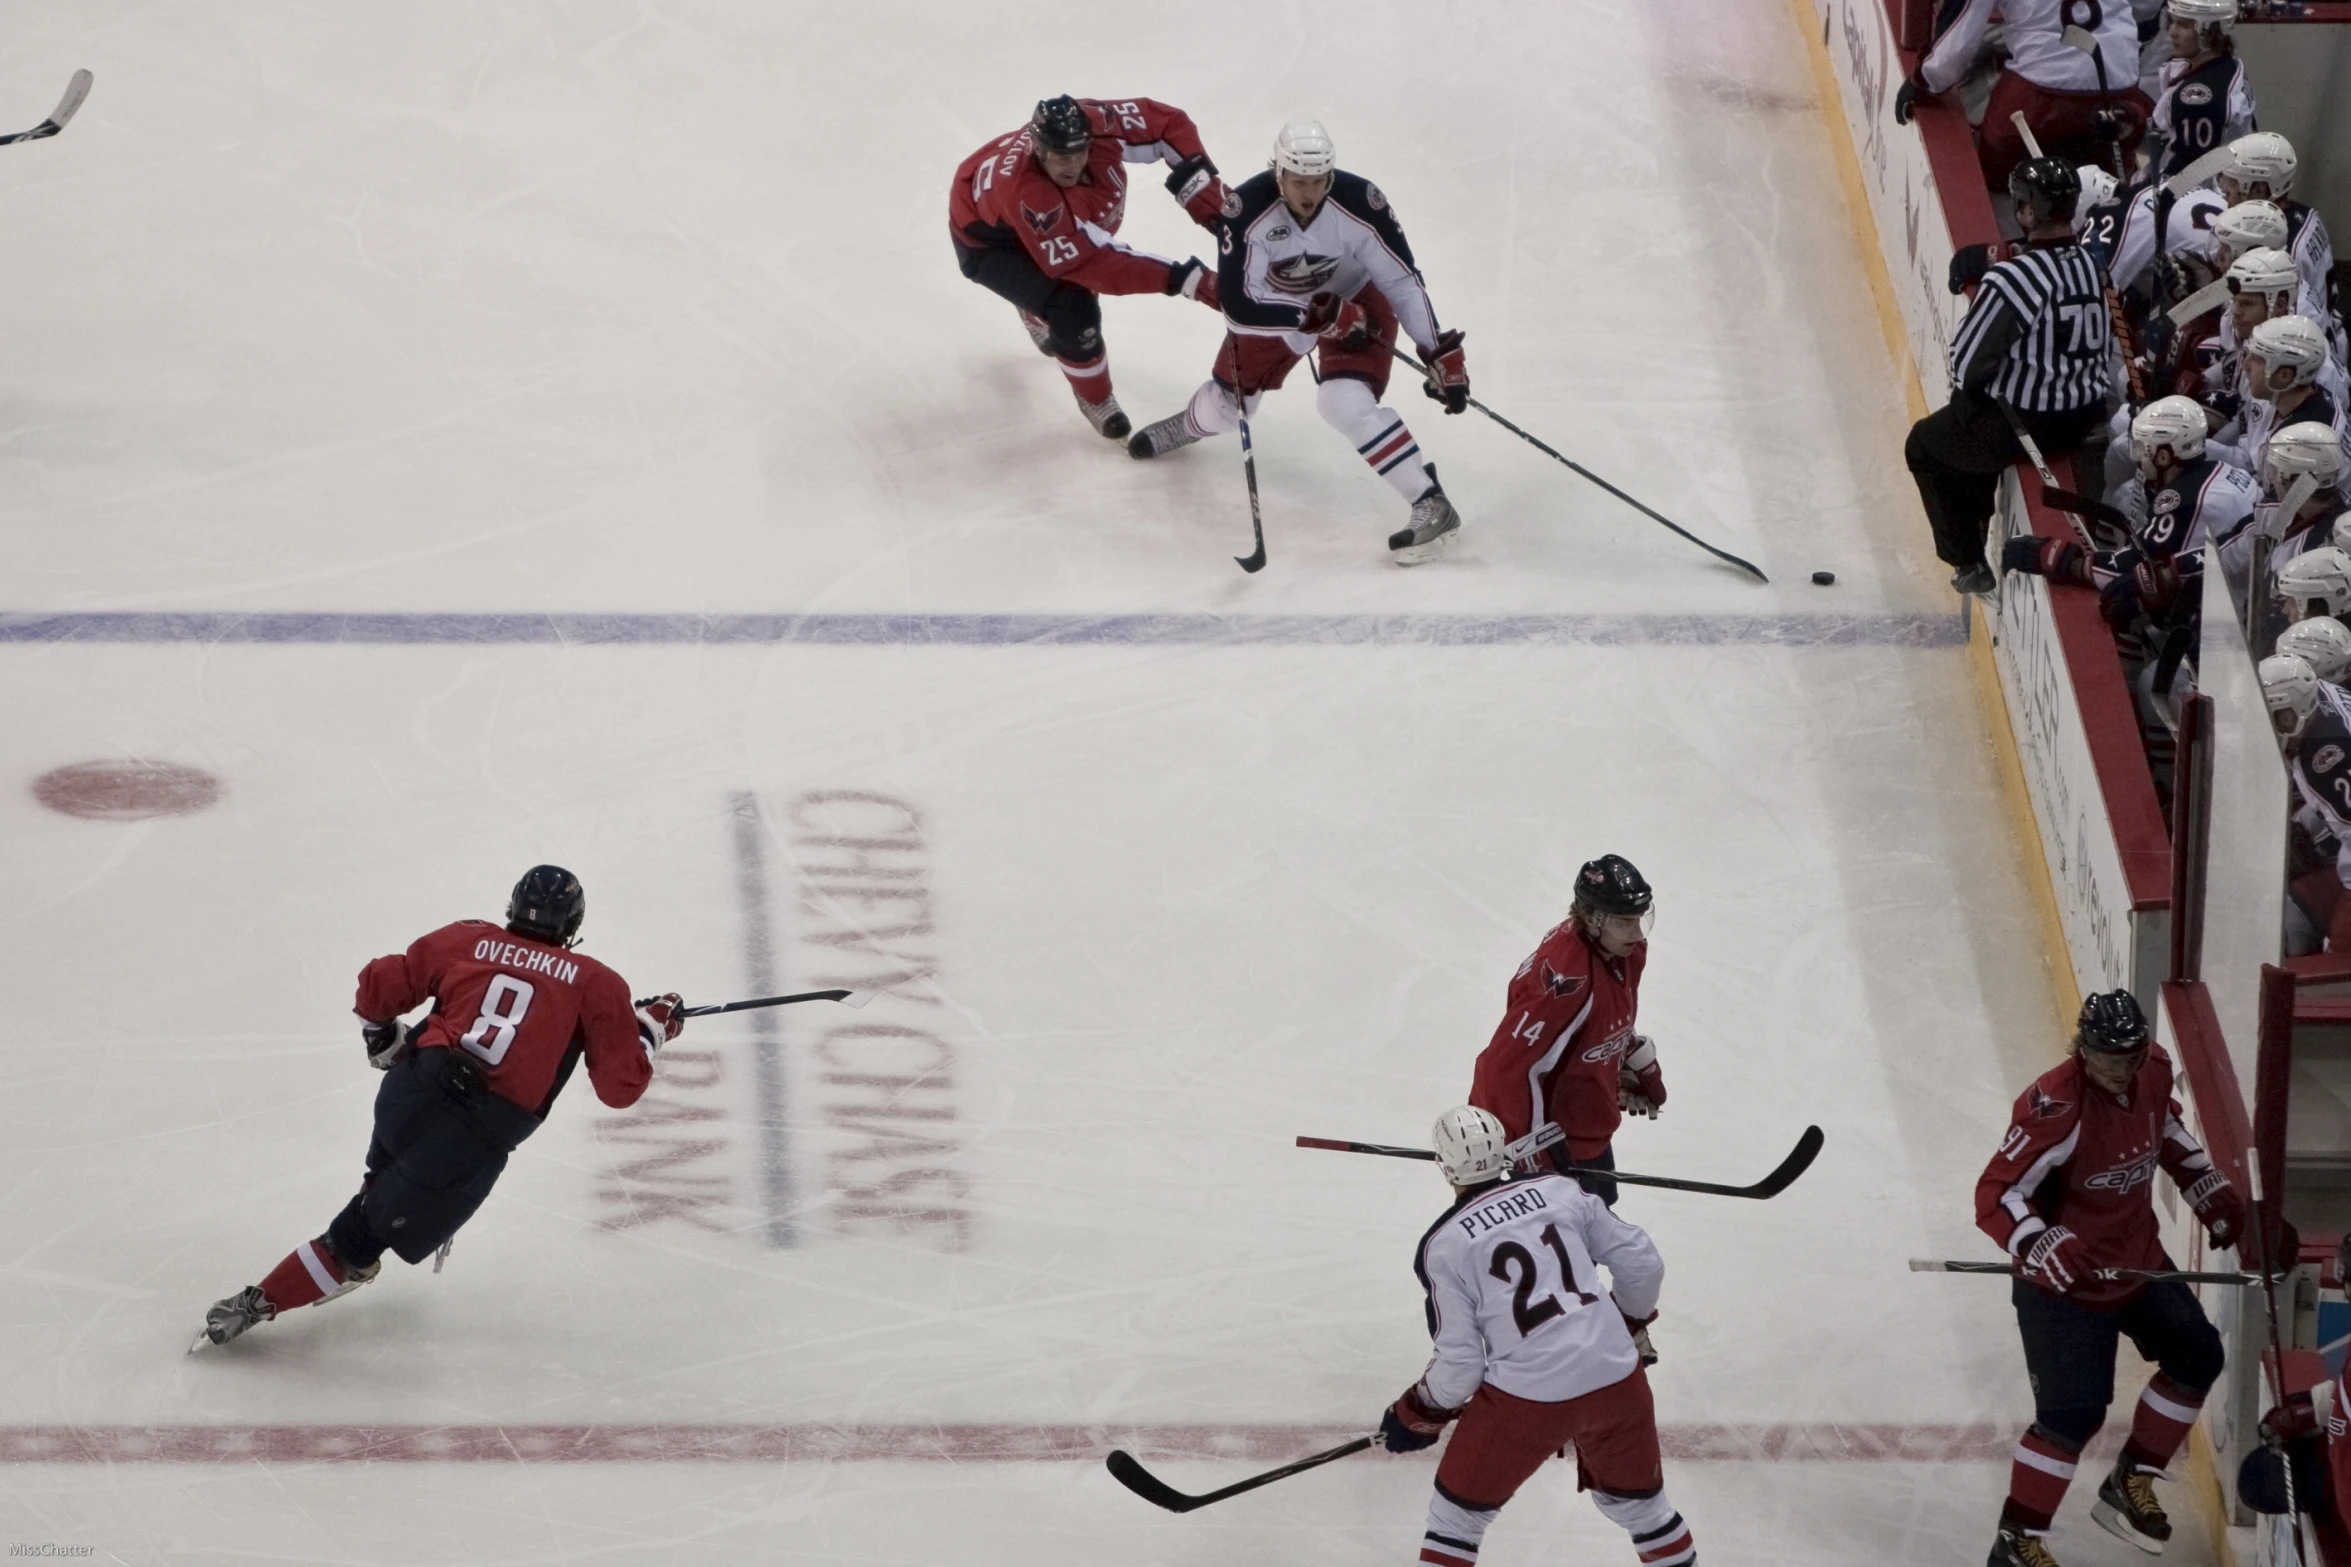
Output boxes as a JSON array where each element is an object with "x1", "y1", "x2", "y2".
[
  {"x1": 2012, "y1": 1276, "x2": 2224, "y2": 1447},
  {"x1": 1904, "y1": 391, "x2": 2103, "y2": 569},
  {"x1": 953, "y1": 240, "x2": 1102, "y2": 365},
  {"x1": 326, "y1": 1046, "x2": 542, "y2": 1269},
  {"x1": 1545, "y1": 1142, "x2": 1618, "y2": 1207}
]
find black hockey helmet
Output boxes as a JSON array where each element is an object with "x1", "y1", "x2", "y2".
[
  {"x1": 1572, "y1": 854, "x2": 1653, "y2": 918},
  {"x1": 508, "y1": 864, "x2": 585, "y2": 946},
  {"x1": 2075, "y1": 989, "x2": 2150, "y2": 1054},
  {"x1": 1031, "y1": 95, "x2": 1092, "y2": 155},
  {"x1": 2008, "y1": 157, "x2": 2082, "y2": 225}
]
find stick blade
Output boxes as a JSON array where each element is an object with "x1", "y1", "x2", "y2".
[
  {"x1": 1750, "y1": 1124, "x2": 1825, "y2": 1197},
  {"x1": 1907, "y1": 1258, "x2": 1944, "y2": 1272},
  {"x1": 1235, "y1": 544, "x2": 1266, "y2": 574},
  {"x1": 835, "y1": 989, "x2": 873, "y2": 1009},
  {"x1": 52, "y1": 69, "x2": 92, "y2": 129},
  {"x1": 1105, "y1": 1450, "x2": 1200, "y2": 1513}
]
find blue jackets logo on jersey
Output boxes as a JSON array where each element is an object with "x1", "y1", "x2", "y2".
[
  {"x1": 1268, "y1": 254, "x2": 1343, "y2": 294},
  {"x1": 2316, "y1": 745, "x2": 2344, "y2": 774},
  {"x1": 2179, "y1": 83, "x2": 2213, "y2": 106}
]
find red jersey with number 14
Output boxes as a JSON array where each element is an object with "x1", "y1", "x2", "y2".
[
  {"x1": 1468, "y1": 920, "x2": 1645, "y2": 1162},
  {"x1": 354, "y1": 919, "x2": 651, "y2": 1118}
]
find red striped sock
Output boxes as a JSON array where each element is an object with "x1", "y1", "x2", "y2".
[
  {"x1": 1058, "y1": 354, "x2": 1112, "y2": 403},
  {"x1": 2002, "y1": 1426, "x2": 2080, "y2": 1531},
  {"x1": 1632, "y1": 1513, "x2": 1695, "y2": 1564},
  {"x1": 257, "y1": 1238, "x2": 347, "y2": 1313},
  {"x1": 2123, "y1": 1374, "x2": 2205, "y2": 1470}
]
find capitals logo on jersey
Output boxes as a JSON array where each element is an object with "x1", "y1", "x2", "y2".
[
  {"x1": 1539, "y1": 963, "x2": 1586, "y2": 1000},
  {"x1": 1021, "y1": 201, "x2": 1065, "y2": 237},
  {"x1": 1267, "y1": 253, "x2": 1343, "y2": 295},
  {"x1": 2027, "y1": 1085, "x2": 2071, "y2": 1120},
  {"x1": 2083, "y1": 1148, "x2": 2159, "y2": 1195},
  {"x1": 1580, "y1": 1022, "x2": 1634, "y2": 1065}
]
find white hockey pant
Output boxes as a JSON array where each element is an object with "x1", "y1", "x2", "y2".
[
  {"x1": 1416, "y1": 1486, "x2": 1693, "y2": 1566},
  {"x1": 1182, "y1": 376, "x2": 1433, "y2": 505}
]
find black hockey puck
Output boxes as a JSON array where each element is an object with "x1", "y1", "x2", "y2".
[{"x1": 1811, "y1": 570, "x2": 1836, "y2": 586}]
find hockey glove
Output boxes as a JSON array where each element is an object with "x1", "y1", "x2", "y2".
[
  {"x1": 1302, "y1": 291, "x2": 1371, "y2": 352},
  {"x1": 1948, "y1": 244, "x2": 1996, "y2": 296},
  {"x1": 1892, "y1": 73, "x2": 1926, "y2": 127},
  {"x1": 361, "y1": 1019, "x2": 411, "y2": 1071},
  {"x1": 1165, "y1": 156, "x2": 1235, "y2": 231},
  {"x1": 1375, "y1": 1384, "x2": 1456, "y2": 1453},
  {"x1": 1164, "y1": 257, "x2": 1218, "y2": 310},
  {"x1": 2261, "y1": 1391, "x2": 2322, "y2": 1450},
  {"x1": 1619, "y1": 1305, "x2": 1660, "y2": 1366},
  {"x1": 1423, "y1": 329, "x2": 1470, "y2": 414},
  {"x1": 634, "y1": 993, "x2": 686, "y2": 1054},
  {"x1": 2019, "y1": 1224, "x2": 2089, "y2": 1294},
  {"x1": 1618, "y1": 1035, "x2": 1666, "y2": 1118},
  {"x1": 2000, "y1": 534, "x2": 2086, "y2": 581}
]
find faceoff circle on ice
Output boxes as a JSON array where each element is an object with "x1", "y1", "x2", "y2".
[{"x1": 33, "y1": 759, "x2": 222, "y2": 820}]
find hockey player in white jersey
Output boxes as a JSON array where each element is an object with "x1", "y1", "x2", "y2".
[
  {"x1": 2208, "y1": 318, "x2": 2349, "y2": 501},
  {"x1": 1127, "y1": 120, "x2": 1470, "y2": 565},
  {"x1": 1375, "y1": 1107, "x2": 1695, "y2": 1567},
  {"x1": 2219, "y1": 135, "x2": 2338, "y2": 347}
]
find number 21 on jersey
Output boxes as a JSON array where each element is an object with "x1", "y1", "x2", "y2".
[{"x1": 1489, "y1": 1221, "x2": 1600, "y2": 1335}]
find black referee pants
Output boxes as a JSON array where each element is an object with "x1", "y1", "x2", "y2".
[{"x1": 1905, "y1": 390, "x2": 2103, "y2": 569}]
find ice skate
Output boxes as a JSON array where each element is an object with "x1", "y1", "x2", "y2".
[
  {"x1": 1388, "y1": 481, "x2": 1461, "y2": 565},
  {"x1": 1951, "y1": 561, "x2": 1998, "y2": 596},
  {"x1": 1987, "y1": 1524, "x2": 2065, "y2": 1567},
  {"x1": 1127, "y1": 411, "x2": 1203, "y2": 460},
  {"x1": 1015, "y1": 308, "x2": 1053, "y2": 355},
  {"x1": 2091, "y1": 1456, "x2": 2171, "y2": 1552},
  {"x1": 1076, "y1": 391, "x2": 1130, "y2": 441},
  {"x1": 191, "y1": 1285, "x2": 275, "y2": 1352}
]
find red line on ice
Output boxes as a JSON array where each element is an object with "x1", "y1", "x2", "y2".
[{"x1": 0, "y1": 1422, "x2": 2015, "y2": 1465}]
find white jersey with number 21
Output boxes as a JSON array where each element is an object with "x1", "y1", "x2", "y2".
[{"x1": 1413, "y1": 1172, "x2": 1665, "y2": 1410}]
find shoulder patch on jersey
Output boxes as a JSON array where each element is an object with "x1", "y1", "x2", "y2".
[
  {"x1": 1266, "y1": 223, "x2": 1293, "y2": 242},
  {"x1": 1366, "y1": 182, "x2": 1388, "y2": 211},
  {"x1": 2027, "y1": 1085, "x2": 2072, "y2": 1120},
  {"x1": 1021, "y1": 201, "x2": 1065, "y2": 237},
  {"x1": 1539, "y1": 962, "x2": 1586, "y2": 1000},
  {"x1": 2316, "y1": 745, "x2": 2344, "y2": 774},
  {"x1": 2154, "y1": 489, "x2": 2182, "y2": 514},
  {"x1": 1221, "y1": 187, "x2": 1243, "y2": 220},
  {"x1": 2179, "y1": 83, "x2": 2213, "y2": 107}
]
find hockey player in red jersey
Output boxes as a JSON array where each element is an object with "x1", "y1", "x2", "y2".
[
  {"x1": 1375, "y1": 1107, "x2": 1695, "y2": 1567},
  {"x1": 1467, "y1": 855, "x2": 1665, "y2": 1211},
  {"x1": 949, "y1": 94, "x2": 1228, "y2": 442},
  {"x1": 194, "y1": 866, "x2": 682, "y2": 1349},
  {"x1": 1125, "y1": 118, "x2": 1473, "y2": 564},
  {"x1": 1974, "y1": 990, "x2": 2249, "y2": 1566}
]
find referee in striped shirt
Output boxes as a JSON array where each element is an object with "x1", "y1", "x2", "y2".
[{"x1": 1906, "y1": 159, "x2": 2114, "y2": 595}]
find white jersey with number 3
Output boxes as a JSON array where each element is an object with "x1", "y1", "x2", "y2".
[{"x1": 1413, "y1": 1173, "x2": 1665, "y2": 1410}]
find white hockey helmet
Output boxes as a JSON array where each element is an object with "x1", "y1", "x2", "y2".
[
  {"x1": 2247, "y1": 316, "x2": 2331, "y2": 395},
  {"x1": 2277, "y1": 547, "x2": 2351, "y2": 617},
  {"x1": 1272, "y1": 120, "x2": 1336, "y2": 180},
  {"x1": 2227, "y1": 246, "x2": 2301, "y2": 309},
  {"x1": 2225, "y1": 133, "x2": 2299, "y2": 200},
  {"x1": 1431, "y1": 1106, "x2": 1511, "y2": 1186},
  {"x1": 2130, "y1": 396, "x2": 2209, "y2": 476},
  {"x1": 2073, "y1": 165, "x2": 2119, "y2": 227},
  {"x1": 2167, "y1": 0, "x2": 2237, "y2": 27},
  {"x1": 2273, "y1": 422, "x2": 2349, "y2": 487},
  {"x1": 2214, "y1": 201, "x2": 2289, "y2": 260},
  {"x1": 2276, "y1": 618, "x2": 2351, "y2": 685},
  {"x1": 2262, "y1": 652, "x2": 2322, "y2": 738}
]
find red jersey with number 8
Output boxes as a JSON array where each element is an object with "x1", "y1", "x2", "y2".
[{"x1": 354, "y1": 919, "x2": 651, "y2": 1118}]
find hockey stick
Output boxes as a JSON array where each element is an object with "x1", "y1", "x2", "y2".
[
  {"x1": 671, "y1": 988, "x2": 871, "y2": 1018},
  {"x1": 2039, "y1": 485, "x2": 2136, "y2": 536},
  {"x1": 1235, "y1": 414, "x2": 1267, "y2": 573},
  {"x1": 1105, "y1": 1436, "x2": 1372, "y2": 1513},
  {"x1": 2249, "y1": 1151, "x2": 2314, "y2": 1565},
  {"x1": 1988, "y1": 393, "x2": 2065, "y2": 493},
  {"x1": 0, "y1": 69, "x2": 91, "y2": 146},
  {"x1": 1908, "y1": 1258, "x2": 2261, "y2": 1285},
  {"x1": 1295, "y1": 1124, "x2": 1824, "y2": 1200},
  {"x1": 1388, "y1": 347, "x2": 1767, "y2": 582}
]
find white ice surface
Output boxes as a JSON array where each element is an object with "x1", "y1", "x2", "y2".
[{"x1": 0, "y1": 1, "x2": 2213, "y2": 1564}]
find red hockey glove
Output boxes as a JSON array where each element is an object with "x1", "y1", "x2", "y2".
[
  {"x1": 2261, "y1": 1391, "x2": 2321, "y2": 1450},
  {"x1": 1618, "y1": 1035, "x2": 1665, "y2": 1118},
  {"x1": 1422, "y1": 329, "x2": 1469, "y2": 414},
  {"x1": 2019, "y1": 1224, "x2": 2089, "y2": 1294},
  {"x1": 1302, "y1": 291, "x2": 1371, "y2": 352},
  {"x1": 634, "y1": 993, "x2": 686, "y2": 1053},
  {"x1": 1374, "y1": 1384, "x2": 1457, "y2": 1453},
  {"x1": 1165, "y1": 257, "x2": 1218, "y2": 310},
  {"x1": 2000, "y1": 535, "x2": 2085, "y2": 582},
  {"x1": 360, "y1": 1018, "x2": 411, "y2": 1071},
  {"x1": 1165, "y1": 155, "x2": 1236, "y2": 231},
  {"x1": 2182, "y1": 1170, "x2": 2246, "y2": 1250}
]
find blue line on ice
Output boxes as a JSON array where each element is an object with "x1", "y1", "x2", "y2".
[{"x1": 0, "y1": 611, "x2": 1966, "y2": 647}]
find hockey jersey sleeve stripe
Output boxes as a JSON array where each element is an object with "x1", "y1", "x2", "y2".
[
  {"x1": 1998, "y1": 1122, "x2": 2080, "y2": 1252},
  {"x1": 1522, "y1": 995, "x2": 1594, "y2": 1138}
]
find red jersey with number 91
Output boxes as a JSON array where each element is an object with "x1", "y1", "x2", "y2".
[{"x1": 354, "y1": 919, "x2": 651, "y2": 1118}]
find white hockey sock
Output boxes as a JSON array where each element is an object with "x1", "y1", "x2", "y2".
[
  {"x1": 1590, "y1": 1488, "x2": 1694, "y2": 1566},
  {"x1": 1183, "y1": 378, "x2": 1258, "y2": 439},
  {"x1": 1416, "y1": 1490, "x2": 1495, "y2": 1567},
  {"x1": 1317, "y1": 376, "x2": 1430, "y2": 502}
]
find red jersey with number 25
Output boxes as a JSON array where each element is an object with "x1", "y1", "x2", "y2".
[
  {"x1": 354, "y1": 919, "x2": 651, "y2": 1119},
  {"x1": 1974, "y1": 1045, "x2": 2216, "y2": 1308},
  {"x1": 1468, "y1": 920, "x2": 1645, "y2": 1162},
  {"x1": 947, "y1": 97, "x2": 1205, "y2": 297}
]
